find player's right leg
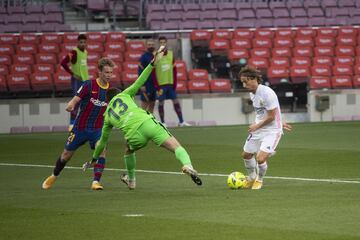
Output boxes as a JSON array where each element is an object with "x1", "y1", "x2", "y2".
[
  {"x1": 120, "y1": 147, "x2": 137, "y2": 190},
  {"x1": 42, "y1": 149, "x2": 74, "y2": 189},
  {"x1": 242, "y1": 133, "x2": 261, "y2": 189}
]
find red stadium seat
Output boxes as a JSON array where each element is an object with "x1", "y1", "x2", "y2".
[
  {"x1": 273, "y1": 37, "x2": 293, "y2": 48},
  {"x1": 233, "y1": 29, "x2": 253, "y2": 39},
  {"x1": 191, "y1": 30, "x2": 211, "y2": 46},
  {"x1": 19, "y1": 33, "x2": 39, "y2": 44},
  {"x1": 126, "y1": 40, "x2": 146, "y2": 52},
  {"x1": 314, "y1": 46, "x2": 334, "y2": 57},
  {"x1": 248, "y1": 57, "x2": 269, "y2": 69},
  {"x1": 353, "y1": 75, "x2": 360, "y2": 88},
  {"x1": 311, "y1": 65, "x2": 332, "y2": 77},
  {"x1": 86, "y1": 42, "x2": 104, "y2": 53},
  {"x1": 252, "y1": 38, "x2": 272, "y2": 48},
  {"x1": 188, "y1": 79, "x2": 210, "y2": 93},
  {"x1": 336, "y1": 46, "x2": 355, "y2": 56},
  {"x1": 254, "y1": 29, "x2": 274, "y2": 38},
  {"x1": 31, "y1": 73, "x2": 53, "y2": 91},
  {"x1": 212, "y1": 29, "x2": 232, "y2": 40},
  {"x1": 0, "y1": 54, "x2": 11, "y2": 65},
  {"x1": 175, "y1": 60, "x2": 187, "y2": 72},
  {"x1": 188, "y1": 69, "x2": 209, "y2": 81},
  {"x1": 122, "y1": 61, "x2": 139, "y2": 72},
  {"x1": 210, "y1": 79, "x2": 231, "y2": 93},
  {"x1": 228, "y1": 49, "x2": 249, "y2": 62},
  {"x1": 176, "y1": 68, "x2": 187, "y2": 81},
  {"x1": 121, "y1": 71, "x2": 138, "y2": 87},
  {"x1": 13, "y1": 54, "x2": 34, "y2": 65},
  {"x1": 354, "y1": 64, "x2": 360, "y2": 75},
  {"x1": 33, "y1": 64, "x2": 55, "y2": 74},
  {"x1": 290, "y1": 66, "x2": 310, "y2": 83},
  {"x1": 0, "y1": 75, "x2": 7, "y2": 92},
  {"x1": 317, "y1": 28, "x2": 338, "y2": 37},
  {"x1": 112, "y1": 62, "x2": 122, "y2": 73},
  {"x1": 291, "y1": 57, "x2": 311, "y2": 66},
  {"x1": 0, "y1": 34, "x2": 18, "y2": 45},
  {"x1": 176, "y1": 81, "x2": 188, "y2": 94},
  {"x1": 267, "y1": 67, "x2": 289, "y2": 85},
  {"x1": 87, "y1": 52, "x2": 101, "y2": 63},
  {"x1": 88, "y1": 71, "x2": 97, "y2": 79},
  {"x1": 86, "y1": 32, "x2": 105, "y2": 42},
  {"x1": 16, "y1": 44, "x2": 37, "y2": 54},
  {"x1": 331, "y1": 76, "x2": 353, "y2": 88},
  {"x1": 231, "y1": 38, "x2": 251, "y2": 49},
  {"x1": 105, "y1": 42, "x2": 126, "y2": 52},
  {"x1": 296, "y1": 28, "x2": 316, "y2": 38},
  {"x1": 315, "y1": 36, "x2": 335, "y2": 47},
  {"x1": 54, "y1": 73, "x2": 71, "y2": 91},
  {"x1": 270, "y1": 57, "x2": 290, "y2": 67},
  {"x1": 313, "y1": 56, "x2": 333, "y2": 66},
  {"x1": 335, "y1": 56, "x2": 354, "y2": 66},
  {"x1": 7, "y1": 74, "x2": 31, "y2": 92},
  {"x1": 293, "y1": 47, "x2": 313, "y2": 57},
  {"x1": 294, "y1": 37, "x2": 314, "y2": 47},
  {"x1": 87, "y1": 63, "x2": 98, "y2": 73},
  {"x1": 336, "y1": 36, "x2": 356, "y2": 46},
  {"x1": 272, "y1": 47, "x2": 291, "y2": 58},
  {"x1": 124, "y1": 51, "x2": 143, "y2": 61},
  {"x1": 338, "y1": 27, "x2": 358, "y2": 37},
  {"x1": 11, "y1": 64, "x2": 32, "y2": 75},
  {"x1": 209, "y1": 39, "x2": 230, "y2": 54},
  {"x1": 38, "y1": 43, "x2": 60, "y2": 54},
  {"x1": 332, "y1": 65, "x2": 353, "y2": 76},
  {"x1": 250, "y1": 48, "x2": 271, "y2": 58},
  {"x1": 109, "y1": 71, "x2": 121, "y2": 87},
  {"x1": 55, "y1": 64, "x2": 67, "y2": 73},
  {"x1": 309, "y1": 76, "x2": 331, "y2": 89},
  {"x1": 40, "y1": 34, "x2": 62, "y2": 44},
  {"x1": 61, "y1": 43, "x2": 77, "y2": 52},
  {"x1": 106, "y1": 32, "x2": 126, "y2": 43},
  {"x1": 102, "y1": 51, "x2": 124, "y2": 62},
  {"x1": 63, "y1": 33, "x2": 80, "y2": 43},
  {"x1": 36, "y1": 53, "x2": 57, "y2": 64},
  {"x1": 0, "y1": 44, "x2": 15, "y2": 55},
  {"x1": 0, "y1": 64, "x2": 8, "y2": 75},
  {"x1": 275, "y1": 29, "x2": 295, "y2": 38}
]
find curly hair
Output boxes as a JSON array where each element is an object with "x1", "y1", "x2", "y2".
[{"x1": 98, "y1": 58, "x2": 115, "y2": 72}]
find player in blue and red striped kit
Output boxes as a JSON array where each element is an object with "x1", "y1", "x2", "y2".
[{"x1": 42, "y1": 58, "x2": 115, "y2": 190}]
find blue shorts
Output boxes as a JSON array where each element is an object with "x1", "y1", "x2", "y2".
[
  {"x1": 64, "y1": 128, "x2": 102, "y2": 151},
  {"x1": 140, "y1": 90, "x2": 157, "y2": 102},
  {"x1": 157, "y1": 85, "x2": 177, "y2": 101}
]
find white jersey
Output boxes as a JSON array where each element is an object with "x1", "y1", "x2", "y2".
[{"x1": 249, "y1": 84, "x2": 283, "y2": 132}]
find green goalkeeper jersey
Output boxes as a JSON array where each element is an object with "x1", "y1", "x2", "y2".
[{"x1": 93, "y1": 64, "x2": 154, "y2": 159}]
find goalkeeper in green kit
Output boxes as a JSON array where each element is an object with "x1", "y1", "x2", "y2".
[{"x1": 83, "y1": 46, "x2": 202, "y2": 189}]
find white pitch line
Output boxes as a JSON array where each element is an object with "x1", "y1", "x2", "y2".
[{"x1": 1, "y1": 162, "x2": 360, "y2": 184}]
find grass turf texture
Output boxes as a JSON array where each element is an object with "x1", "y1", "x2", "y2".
[{"x1": 0, "y1": 121, "x2": 360, "y2": 240}]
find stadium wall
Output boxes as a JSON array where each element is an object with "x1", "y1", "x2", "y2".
[{"x1": 1, "y1": 90, "x2": 359, "y2": 133}]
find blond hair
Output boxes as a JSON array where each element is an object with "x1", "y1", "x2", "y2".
[{"x1": 98, "y1": 58, "x2": 115, "y2": 71}]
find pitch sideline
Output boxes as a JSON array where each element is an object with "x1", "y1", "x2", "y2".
[{"x1": 1, "y1": 162, "x2": 360, "y2": 184}]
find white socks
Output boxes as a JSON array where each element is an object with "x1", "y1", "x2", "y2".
[
  {"x1": 258, "y1": 162, "x2": 268, "y2": 181},
  {"x1": 244, "y1": 157, "x2": 257, "y2": 180}
]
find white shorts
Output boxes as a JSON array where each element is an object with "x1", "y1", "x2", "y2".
[{"x1": 243, "y1": 130, "x2": 282, "y2": 154}]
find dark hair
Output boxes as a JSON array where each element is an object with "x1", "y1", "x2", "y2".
[
  {"x1": 106, "y1": 88, "x2": 121, "y2": 102},
  {"x1": 158, "y1": 36, "x2": 167, "y2": 41},
  {"x1": 78, "y1": 34, "x2": 87, "y2": 41},
  {"x1": 238, "y1": 65, "x2": 262, "y2": 83}
]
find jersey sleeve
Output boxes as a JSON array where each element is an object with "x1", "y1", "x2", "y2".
[
  {"x1": 76, "y1": 80, "x2": 90, "y2": 99},
  {"x1": 264, "y1": 89, "x2": 278, "y2": 110},
  {"x1": 92, "y1": 118, "x2": 113, "y2": 159},
  {"x1": 123, "y1": 64, "x2": 153, "y2": 97}
]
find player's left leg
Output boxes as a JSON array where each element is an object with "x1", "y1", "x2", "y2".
[
  {"x1": 168, "y1": 89, "x2": 189, "y2": 126},
  {"x1": 121, "y1": 147, "x2": 137, "y2": 190},
  {"x1": 89, "y1": 130, "x2": 106, "y2": 190}
]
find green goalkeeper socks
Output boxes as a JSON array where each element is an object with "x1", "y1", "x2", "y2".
[
  {"x1": 175, "y1": 146, "x2": 192, "y2": 166},
  {"x1": 124, "y1": 153, "x2": 136, "y2": 180}
]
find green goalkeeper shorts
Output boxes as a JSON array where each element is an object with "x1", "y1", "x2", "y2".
[{"x1": 126, "y1": 117, "x2": 172, "y2": 151}]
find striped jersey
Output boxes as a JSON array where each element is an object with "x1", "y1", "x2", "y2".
[{"x1": 73, "y1": 79, "x2": 109, "y2": 130}]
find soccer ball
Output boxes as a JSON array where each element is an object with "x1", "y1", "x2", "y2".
[{"x1": 227, "y1": 171, "x2": 246, "y2": 189}]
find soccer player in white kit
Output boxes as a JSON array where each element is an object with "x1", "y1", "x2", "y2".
[{"x1": 239, "y1": 66, "x2": 292, "y2": 190}]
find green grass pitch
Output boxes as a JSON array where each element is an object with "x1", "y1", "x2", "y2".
[{"x1": 1, "y1": 121, "x2": 360, "y2": 240}]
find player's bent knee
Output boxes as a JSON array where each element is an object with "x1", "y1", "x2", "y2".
[{"x1": 242, "y1": 151, "x2": 253, "y2": 159}]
